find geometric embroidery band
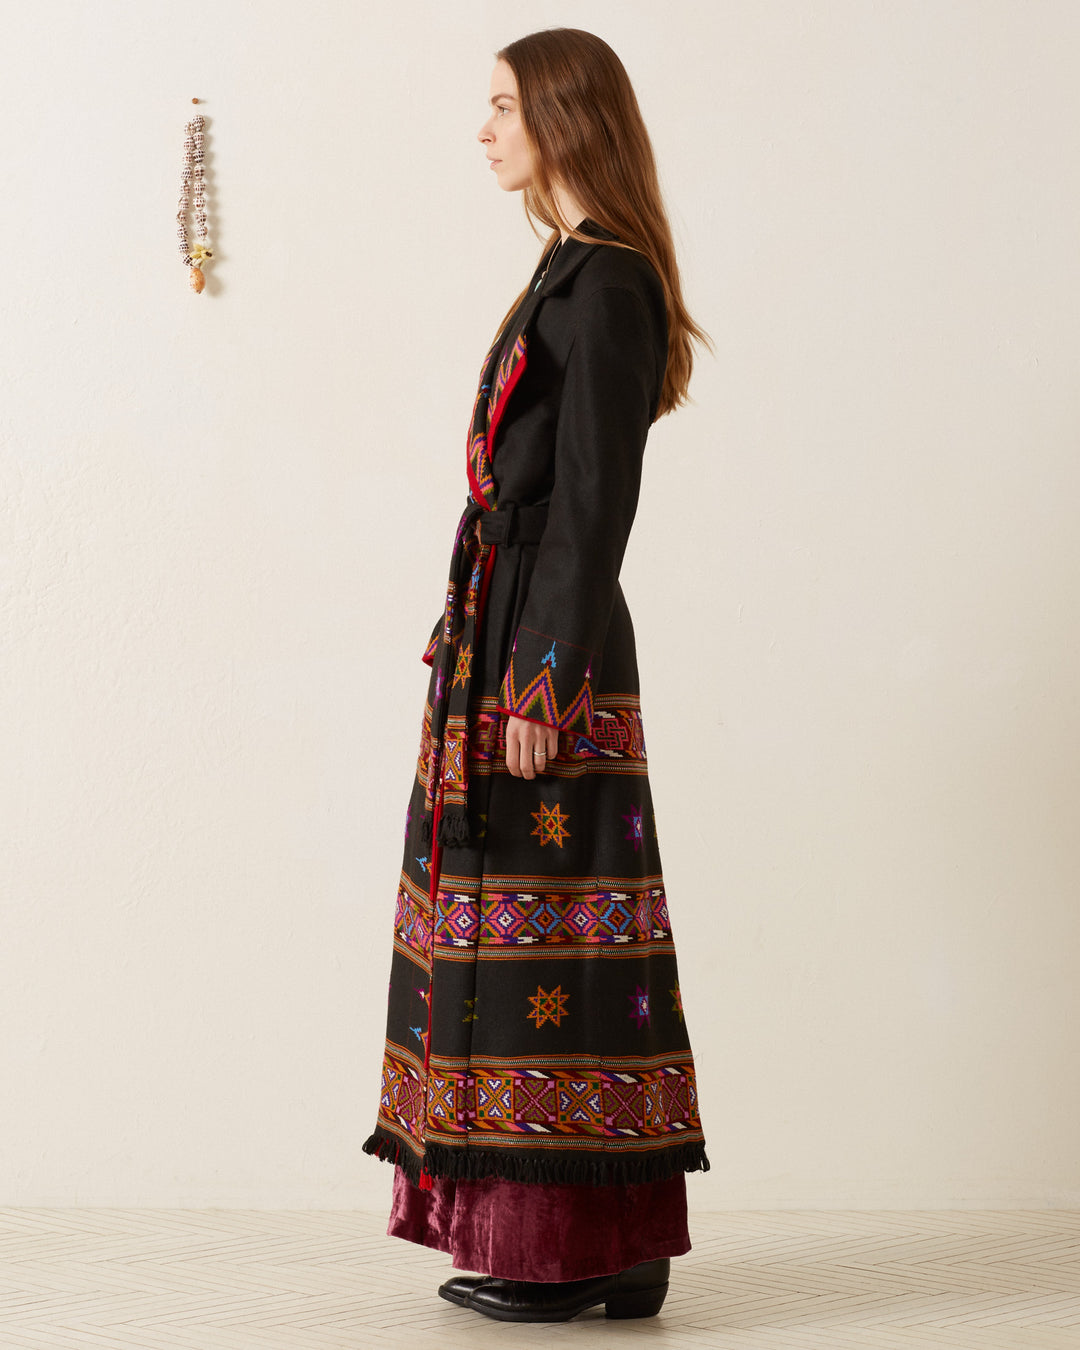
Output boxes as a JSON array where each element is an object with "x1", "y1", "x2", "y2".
[
  {"x1": 377, "y1": 1042, "x2": 702, "y2": 1142},
  {"x1": 393, "y1": 881, "x2": 672, "y2": 956},
  {"x1": 440, "y1": 887, "x2": 671, "y2": 947}
]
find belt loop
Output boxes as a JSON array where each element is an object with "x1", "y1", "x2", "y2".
[{"x1": 478, "y1": 499, "x2": 549, "y2": 546}]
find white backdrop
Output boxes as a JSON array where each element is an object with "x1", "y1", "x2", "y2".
[{"x1": 3, "y1": 0, "x2": 1078, "y2": 1213}]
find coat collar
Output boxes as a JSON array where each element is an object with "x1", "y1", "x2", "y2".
[
  {"x1": 538, "y1": 216, "x2": 618, "y2": 295},
  {"x1": 467, "y1": 218, "x2": 619, "y2": 508}
]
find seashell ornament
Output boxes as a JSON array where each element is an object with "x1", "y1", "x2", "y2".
[{"x1": 177, "y1": 113, "x2": 212, "y2": 293}]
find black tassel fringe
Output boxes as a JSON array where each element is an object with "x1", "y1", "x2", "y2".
[
  {"x1": 435, "y1": 813, "x2": 471, "y2": 847},
  {"x1": 362, "y1": 1128, "x2": 711, "y2": 1189},
  {"x1": 418, "y1": 813, "x2": 471, "y2": 848}
]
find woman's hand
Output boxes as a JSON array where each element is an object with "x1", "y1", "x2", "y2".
[{"x1": 505, "y1": 715, "x2": 559, "y2": 779}]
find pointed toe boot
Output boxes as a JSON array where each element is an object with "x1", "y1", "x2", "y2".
[
  {"x1": 437, "y1": 1273, "x2": 489, "y2": 1307},
  {"x1": 466, "y1": 1257, "x2": 670, "y2": 1322}
]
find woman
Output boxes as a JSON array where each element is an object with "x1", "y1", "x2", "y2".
[{"x1": 362, "y1": 27, "x2": 712, "y2": 1323}]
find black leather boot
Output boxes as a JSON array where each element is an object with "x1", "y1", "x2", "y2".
[
  {"x1": 437, "y1": 1273, "x2": 488, "y2": 1307},
  {"x1": 464, "y1": 1257, "x2": 670, "y2": 1322}
]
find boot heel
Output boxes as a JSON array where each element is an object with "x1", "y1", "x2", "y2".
[{"x1": 605, "y1": 1282, "x2": 668, "y2": 1319}]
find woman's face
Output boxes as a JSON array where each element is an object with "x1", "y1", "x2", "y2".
[{"x1": 477, "y1": 59, "x2": 533, "y2": 192}]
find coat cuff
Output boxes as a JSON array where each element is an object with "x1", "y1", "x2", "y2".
[
  {"x1": 498, "y1": 625, "x2": 597, "y2": 735},
  {"x1": 496, "y1": 707, "x2": 561, "y2": 731}
]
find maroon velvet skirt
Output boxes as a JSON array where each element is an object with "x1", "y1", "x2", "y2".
[{"x1": 386, "y1": 1161, "x2": 692, "y2": 1281}]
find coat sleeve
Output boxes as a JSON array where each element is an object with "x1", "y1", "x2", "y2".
[{"x1": 496, "y1": 282, "x2": 662, "y2": 734}]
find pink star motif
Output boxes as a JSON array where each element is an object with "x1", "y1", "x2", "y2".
[
  {"x1": 622, "y1": 805, "x2": 643, "y2": 852},
  {"x1": 628, "y1": 983, "x2": 650, "y2": 1028}
]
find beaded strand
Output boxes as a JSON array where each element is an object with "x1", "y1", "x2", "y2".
[{"x1": 177, "y1": 113, "x2": 213, "y2": 293}]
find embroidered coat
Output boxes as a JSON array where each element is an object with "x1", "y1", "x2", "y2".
[{"x1": 362, "y1": 217, "x2": 710, "y2": 1188}]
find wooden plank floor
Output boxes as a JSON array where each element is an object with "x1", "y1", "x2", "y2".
[{"x1": 0, "y1": 1208, "x2": 1078, "y2": 1348}]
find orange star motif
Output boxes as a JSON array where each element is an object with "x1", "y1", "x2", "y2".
[
  {"x1": 452, "y1": 642, "x2": 473, "y2": 689},
  {"x1": 531, "y1": 801, "x2": 571, "y2": 848},
  {"x1": 527, "y1": 983, "x2": 569, "y2": 1027}
]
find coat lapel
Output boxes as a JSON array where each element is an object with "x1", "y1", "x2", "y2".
[{"x1": 466, "y1": 221, "x2": 614, "y2": 508}]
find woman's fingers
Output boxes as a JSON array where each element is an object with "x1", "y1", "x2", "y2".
[
  {"x1": 505, "y1": 716, "x2": 521, "y2": 777},
  {"x1": 508, "y1": 717, "x2": 536, "y2": 778},
  {"x1": 505, "y1": 715, "x2": 559, "y2": 779},
  {"x1": 526, "y1": 722, "x2": 558, "y2": 779},
  {"x1": 509, "y1": 719, "x2": 529, "y2": 778}
]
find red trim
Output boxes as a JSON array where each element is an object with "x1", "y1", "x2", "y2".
[
  {"x1": 465, "y1": 339, "x2": 527, "y2": 503},
  {"x1": 497, "y1": 705, "x2": 560, "y2": 731},
  {"x1": 487, "y1": 344, "x2": 528, "y2": 457}
]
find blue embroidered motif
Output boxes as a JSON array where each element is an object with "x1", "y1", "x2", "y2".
[{"x1": 541, "y1": 641, "x2": 557, "y2": 669}]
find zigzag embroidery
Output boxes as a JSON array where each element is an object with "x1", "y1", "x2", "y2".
[
  {"x1": 467, "y1": 331, "x2": 528, "y2": 506},
  {"x1": 502, "y1": 663, "x2": 594, "y2": 732},
  {"x1": 488, "y1": 333, "x2": 526, "y2": 422},
  {"x1": 468, "y1": 429, "x2": 494, "y2": 501}
]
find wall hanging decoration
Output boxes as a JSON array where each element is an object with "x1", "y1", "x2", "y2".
[{"x1": 177, "y1": 102, "x2": 213, "y2": 293}]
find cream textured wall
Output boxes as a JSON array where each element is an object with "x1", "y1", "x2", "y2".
[{"x1": 3, "y1": 0, "x2": 1078, "y2": 1214}]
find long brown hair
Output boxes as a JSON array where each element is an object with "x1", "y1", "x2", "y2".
[{"x1": 493, "y1": 27, "x2": 713, "y2": 420}]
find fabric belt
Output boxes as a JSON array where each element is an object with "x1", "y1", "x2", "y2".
[{"x1": 478, "y1": 500, "x2": 549, "y2": 547}]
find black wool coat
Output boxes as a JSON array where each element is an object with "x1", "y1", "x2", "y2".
[{"x1": 363, "y1": 217, "x2": 710, "y2": 1189}]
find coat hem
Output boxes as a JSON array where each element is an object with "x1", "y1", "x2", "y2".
[{"x1": 362, "y1": 1127, "x2": 711, "y2": 1188}]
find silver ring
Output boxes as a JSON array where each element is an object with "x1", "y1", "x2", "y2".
[{"x1": 532, "y1": 749, "x2": 547, "y2": 758}]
